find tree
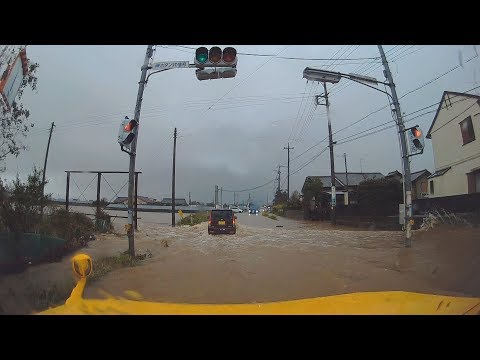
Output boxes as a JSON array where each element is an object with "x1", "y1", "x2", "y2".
[
  {"x1": 357, "y1": 178, "x2": 402, "y2": 216},
  {"x1": 273, "y1": 189, "x2": 288, "y2": 205},
  {"x1": 0, "y1": 167, "x2": 51, "y2": 232},
  {"x1": 288, "y1": 190, "x2": 302, "y2": 209},
  {"x1": 302, "y1": 177, "x2": 324, "y2": 204},
  {"x1": 1, "y1": 46, "x2": 40, "y2": 166}
]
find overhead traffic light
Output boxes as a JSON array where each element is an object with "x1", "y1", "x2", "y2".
[
  {"x1": 194, "y1": 46, "x2": 238, "y2": 68},
  {"x1": 407, "y1": 125, "x2": 425, "y2": 155},
  {"x1": 118, "y1": 116, "x2": 138, "y2": 152},
  {"x1": 195, "y1": 67, "x2": 237, "y2": 81}
]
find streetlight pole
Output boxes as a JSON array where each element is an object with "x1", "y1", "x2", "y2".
[
  {"x1": 127, "y1": 44, "x2": 154, "y2": 257},
  {"x1": 378, "y1": 45, "x2": 413, "y2": 247},
  {"x1": 303, "y1": 52, "x2": 414, "y2": 247}
]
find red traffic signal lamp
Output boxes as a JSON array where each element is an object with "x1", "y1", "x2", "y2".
[
  {"x1": 194, "y1": 46, "x2": 238, "y2": 68},
  {"x1": 118, "y1": 116, "x2": 138, "y2": 150},
  {"x1": 407, "y1": 125, "x2": 425, "y2": 155}
]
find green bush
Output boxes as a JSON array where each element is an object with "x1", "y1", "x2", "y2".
[
  {"x1": 262, "y1": 211, "x2": 269, "y2": 217},
  {"x1": 89, "y1": 251, "x2": 149, "y2": 283},
  {"x1": 95, "y1": 208, "x2": 114, "y2": 233},
  {"x1": 40, "y1": 209, "x2": 95, "y2": 253},
  {"x1": 272, "y1": 204, "x2": 286, "y2": 216},
  {"x1": 177, "y1": 212, "x2": 209, "y2": 226}
]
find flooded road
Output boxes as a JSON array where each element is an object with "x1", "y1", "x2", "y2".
[
  {"x1": 2, "y1": 212, "x2": 479, "y2": 313},
  {"x1": 82, "y1": 213, "x2": 480, "y2": 304}
]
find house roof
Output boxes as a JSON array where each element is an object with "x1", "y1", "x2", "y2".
[
  {"x1": 410, "y1": 169, "x2": 431, "y2": 182},
  {"x1": 426, "y1": 91, "x2": 480, "y2": 139},
  {"x1": 303, "y1": 172, "x2": 384, "y2": 190},
  {"x1": 385, "y1": 170, "x2": 402, "y2": 177},
  {"x1": 428, "y1": 167, "x2": 451, "y2": 179}
]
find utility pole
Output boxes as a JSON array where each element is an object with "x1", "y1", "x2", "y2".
[
  {"x1": 378, "y1": 45, "x2": 413, "y2": 248},
  {"x1": 344, "y1": 153, "x2": 349, "y2": 206},
  {"x1": 284, "y1": 143, "x2": 294, "y2": 199},
  {"x1": 171, "y1": 127, "x2": 177, "y2": 227},
  {"x1": 233, "y1": 192, "x2": 236, "y2": 205},
  {"x1": 214, "y1": 185, "x2": 219, "y2": 207},
  {"x1": 248, "y1": 193, "x2": 251, "y2": 206},
  {"x1": 318, "y1": 83, "x2": 337, "y2": 225},
  {"x1": 127, "y1": 45, "x2": 153, "y2": 256},
  {"x1": 40, "y1": 121, "x2": 55, "y2": 216},
  {"x1": 220, "y1": 187, "x2": 223, "y2": 207},
  {"x1": 277, "y1": 165, "x2": 281, "y2": 193},
  {"x1": 266, "y1": 192, "x2": 268, "y2": 206},
  {"x1": 189, "y1": 191, "x2": 191, "y2": 205}
]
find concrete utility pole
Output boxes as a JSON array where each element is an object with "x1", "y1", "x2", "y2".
[
  {"x1": 127, "y1": 45, "x2": 154, "y2": 257},
  {"x1": 378, "y1": 45, "x2": 413, "y2": 247},
  {"x1": 220, "y1": 187, "x2": 223, "y2": 207},
  {"x1": 344, "y1": 153, "x2": 349, "y2": 205},
  {"x1": 40, "y1": 121, "x2": 55, "y2": 216},
  {"x1": 214, "y1": 185, "x2": 219, "y2": 206},
  {"x1": 277, "y1": 165, "x2": 281, "y2": 193},
  {"x1": 188, "y1": 191, "x2": 191, "y2": 205},
  {"x1": 284, "y1": 143, "x2": 294, "y2": 199},
  {"x1": 321, "y1": 82, "x2": 337, "y2": 225},
  {"x1": 171, "y1": 127, "x2": 177, "y2": 227}
]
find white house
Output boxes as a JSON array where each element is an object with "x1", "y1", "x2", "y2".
[{"x1": 426, "y1": 91, "x2": 480, "y2": 197}]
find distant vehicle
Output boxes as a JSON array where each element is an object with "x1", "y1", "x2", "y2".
[
  {"x1": 248, "y1": 205, "x2": 259, "y2": 215},
  {"x1": 229, "y1": 205, "x2": 243, "y2": 213},
  {"x1": 208, "y1": 209, "x2": 237, "y2": 235}
]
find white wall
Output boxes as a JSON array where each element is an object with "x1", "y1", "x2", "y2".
[{"x1": 429, "y1": 96, "x2": 480, "y2": 197}]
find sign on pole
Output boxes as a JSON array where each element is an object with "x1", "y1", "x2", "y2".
[{"x1": 151, "y1": 61, "x2": 190, "y2": 71}]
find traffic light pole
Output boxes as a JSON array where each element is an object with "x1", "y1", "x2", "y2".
[
  {"x1": 378, "y1": 45, "x2": 413, "y2": 248},
  {"x1": 127, "y1": 45, "x2": 154, "y2": 257}
]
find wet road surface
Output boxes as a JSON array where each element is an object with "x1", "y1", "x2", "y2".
[{"x1": 2, "y1": 212, "x2": 479, "y2": 313}]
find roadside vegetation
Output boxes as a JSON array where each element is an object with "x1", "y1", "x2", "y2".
[{"x1": 177, "y1": 211, "x2": 209, "y2": 226}]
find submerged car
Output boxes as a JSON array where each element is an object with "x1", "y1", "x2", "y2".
[{"x1": 208, "y1": 209, "x2": 236, "y2": 235}]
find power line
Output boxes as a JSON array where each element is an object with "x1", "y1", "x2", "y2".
[
  {"x1": 170, "y1": 45, "x2": 381, "y2": 61},
  {"x1": 399, "y1": 53, "x2": 479, "y2": 100},
  {"x1": 222, "y1": 178, "x2": 277, "y2": 193},
  {"x1": 287, "y1": 84, "x2": 480, "y2": 163}
]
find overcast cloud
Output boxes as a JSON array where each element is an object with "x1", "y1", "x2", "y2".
[{"x1": 2, "y1": 45, "x2": 479, "y2": 205}]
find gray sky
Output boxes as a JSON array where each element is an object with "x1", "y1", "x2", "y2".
[{"x1": 2, "y1": 45, "x2": 479, "y2": 205}]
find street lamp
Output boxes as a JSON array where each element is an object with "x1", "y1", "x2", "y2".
[
  {"x1": 303, "y1": 48, "x2": 414, "y2": 247},
  {"x1": 303, "y1": 67, "x2": 341, "y2": 225}
]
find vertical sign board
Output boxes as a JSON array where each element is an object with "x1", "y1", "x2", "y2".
[{"x1": 0, "y1": 49, "x2": 29, "y2": 110}]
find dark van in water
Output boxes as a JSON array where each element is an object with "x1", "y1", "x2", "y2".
[{"x1": 208, "y1": 209, "x2": 236, "y2": 235}]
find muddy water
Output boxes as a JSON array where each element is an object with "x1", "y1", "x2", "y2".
[
  {"x1": 2, "y1": 212, "x2": 479, "y2": 314},
  {"x1": 83, "y1": 219, "x2": 480, "y2": 305}
]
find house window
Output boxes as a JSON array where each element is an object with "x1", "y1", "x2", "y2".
[
  {"x1": 467, "y1": 170, "x2": 480, "y2": 193},
  {"x1": 429, "y1": 180, "x2": 434, "y2": 195},
  {"x1": 460, "y1": 116, "x2": 475, "y2": 145}
]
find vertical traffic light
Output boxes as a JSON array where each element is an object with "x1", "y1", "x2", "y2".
[
  {"x1": 194, "y1": 46, "x2": 238, "y2": 80},
  {"x1": 118, "y1": 116, "x2": 138, "y2": 152},
  {"x1": 407, "y1": 125, "x2": 425, "y2": 155}
]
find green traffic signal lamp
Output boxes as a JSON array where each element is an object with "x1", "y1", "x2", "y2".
[{"x1": 195, "y1": 47, "x2": 208, "y2": 64}]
